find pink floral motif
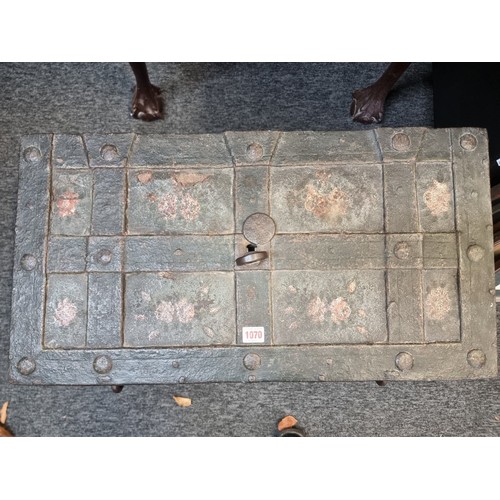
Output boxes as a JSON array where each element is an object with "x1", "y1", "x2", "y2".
[
  {"x1": 329, "y1": 297, "x2": 351, "y2": 325},
  {"x1": 155, "y1": 298, "x2": 195, "y2": 324},
  {"x1": 57, "y1": 190, "x2": 79, "y2": 217},
  {"x1": 307, "y1": 296, "x2": 327, "y2": 323},
  {"x1": 179, "y1": 193, "x2": 201, "y2": 221},
  {"x1": 152, "y1": 191, "x2": 201, "y2": 222},
  {"x1": 307, "y1": 296, "x2": 352, "y2": 325},
  {"x1": 175, "y1": 298, "x2": 195, "y2": 324},
  {"x1": 423, "y1": 180, "x2": 450, "y2": 216},
  {"x1": 426, "y1": 287, "x2": 451, "y2": 321},
  {"x1": 304, "y1": 185, "x2": 350, "y2": 218},
  {"x1": 157, "y1": 193, "x2": 178, "y2": 220},
  {"x1": 155, "y1": 301, "x2": 175, "y2": 323},
  {"x1": 54, "y1": 298, "x2": 77, "y2": 327}
]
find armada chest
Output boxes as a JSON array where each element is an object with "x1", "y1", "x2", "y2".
[{"x1": 10, "y1": 128, "x2": 497, "y2": 384}]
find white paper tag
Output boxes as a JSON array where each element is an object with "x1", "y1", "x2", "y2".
[{"x1": 242, "y1": 326, "x2": 265, "y2": 343}]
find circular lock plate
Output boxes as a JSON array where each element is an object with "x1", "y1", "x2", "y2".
[{"x1": 242, "y1": 213, "x2": 276, "y2": 245}]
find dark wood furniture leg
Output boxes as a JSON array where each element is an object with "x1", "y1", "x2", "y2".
[
  {"x1": 0, "y1": 424, "x2": 13, "y2": 437},
  {"x1": 129, "y1": 62, "x2": 164, "y2": 121},
  {"x1": 351, "y1": 63, "x2": 411, "y2": 124}
]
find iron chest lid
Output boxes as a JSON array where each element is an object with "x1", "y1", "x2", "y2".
[{"x1": 9, "y1": 128, "x2": 498, "y2": 384}]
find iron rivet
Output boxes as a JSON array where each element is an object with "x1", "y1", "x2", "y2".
[
  {"x1": 112, "y1": 385, "x2": 124, "y2": 393},
  {"x1": 23, "y1": 146, "x2": 42, "y2": 162},
  {"x1": 391, "y1": 133, "x2": 411, "y2": 152},
  {"x1": 460, "y1": 133, "x2": 478, "y2": 151},
  {"x1": 172, "y1": 361, "x2": 180, "y2": 368},
  {"x1": 467, "y1": 349, "x2": 486, "y2": 368},
  {"x1": 248, "y1": 375, "x2": 256, "y2": 382},
  {"x1": 318, "y1": 374, "x2": 326, "y2": 381},
  {"x1": 100, "y1": 144, "x2": 119, "y2": 161},
  {"x1": 326, "y1": 358, "x2": 333, "y2": 366},
  {"x1": 467, "y1": 244, "x2": 485, "y2": 262},
  {"x1": 178, "y1": 376, "x2": 186, "y2": 383},
  {"x1": 490, "y1": 289, "x2": 496, "y2": 296},
  {"x1": 17, "y1": 357, "x2": 36, "y2": 376},
  {"x1": 394, "y1": 242, "x2": 411, "y2": 260},
  {"x1": 395, "y1": 352, "x2": 414, "y2": 371},
  {"x1": 246, "y1": 143, "x2": 264, "y2": 162},
  {"x1": 93, "y1": 355, "x2": 113, "y2": 374},
  {"x1": 20, "y1": 254, "x2": 37, "y2": 271},
  {"x1": 243, "y1": 353, "x2": 261, "y2": 371},
  {"x1": 95, "y1": 249, "x2": 113, "y2": 265}
]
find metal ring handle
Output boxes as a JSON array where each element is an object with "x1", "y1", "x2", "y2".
[{"x1": 235, "y1": 251, "x2": 268, "y2": 266}]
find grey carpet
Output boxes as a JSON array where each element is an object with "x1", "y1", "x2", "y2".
[{"x1": 1, "y1": 62, "x2": 499, "y2": 436}]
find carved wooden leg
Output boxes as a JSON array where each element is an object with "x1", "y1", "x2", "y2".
[
  {"x1": 129, "y1": 62, "x2": 164, "y2": 121},
  {"x1": 0, "y1": 424, "x2": 13, "y2": 437},
  {"x1": 351, "y1": 63, "x2": 411, "y2": 124}
]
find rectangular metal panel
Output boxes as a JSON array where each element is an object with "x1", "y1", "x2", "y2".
[
  {"x1": 270, "y1": 164, "x2": 384, "y2": 233},
  {"x1": 127, "y1": 168, "x2": 234, "y2": 235},
  {"x1": 124, "y1": 235, "x2": 234, "y2": 272},
  {"x1": 423, "y1": 233, "x2": 458, "y2": 268},
  {"x1": 50, "y1": 170, "x2": 93, "y2": 236},
  {"x1": 236, "y1": 271, "x2": 272, "y2": 345},
  {"x1": 91, "y1": 168, "x2": 126, "y2": 235},
  {"x1": 87, "y1": 273, "x2": 123, "y2": 348},
  {"x1": 272, "y1": 234, "x2": 386, "y2": 270},
  {"x1": 387, "y1": 269, "x2": 424, "y2": 343},
  {"x1": 384, "y1": 162, "x2": 418, "y2": 233},
  {"x1": 11, "y1": 135, "x2": 52, "y2": 360},
  {"x1": 53, "y1": 134, "x2": 89, "y2": 169},
  {"x1": 124, "y1": 272, "x2": 236, "y2": 347},
  {"x1": 415, "y1": 162, "x2": 455, "y2": 232},
  {"x1": 451, "y1": 129, "x2": 495, "y2": 350},
  {"x1": 272, "y1": 131, "x2": 381, "y2": 165},
  {"x1": 422, "y1": 269, "x2": 461, "y2": 342},
  {"x1": 44, "y1": 274, "x2": 88, "y2": 349},
  {"x1": 48, "y1": 236, "x2": 87, "y2": 273},
  {"x1": 235, "y1": 166, "x2": 269, "y2": 230},
  {"x1": 9, "y1": 129, "x2": 497, "y2": 385},
  {"x1": 129, "y1": 134, "x2": 232, "y2": 168},
  {"x1": 272, "y1": 270, "x2": 388, "y2": 345}
]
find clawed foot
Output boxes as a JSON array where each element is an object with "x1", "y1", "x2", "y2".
[
  {"x1": 131, "y1": 84, "x2": 164, "y2": 121},
  {"x1": 350, "y1": 85, "x2": 387, "y2": 124}
]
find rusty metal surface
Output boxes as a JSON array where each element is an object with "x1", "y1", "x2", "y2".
[{"x1": 9, "y1": 128, "x2": 498, "y2": 384}]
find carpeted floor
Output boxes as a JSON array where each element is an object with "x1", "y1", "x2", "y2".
[{"x1": 1, "y1": 62, "x2": 499, "y2": 436}]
